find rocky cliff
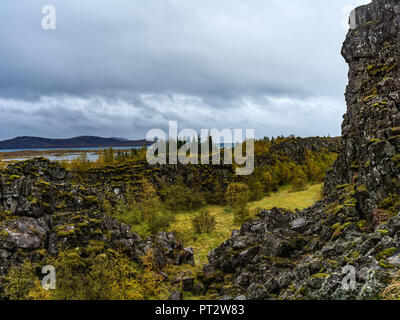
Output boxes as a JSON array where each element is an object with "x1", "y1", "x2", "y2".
[
  {"x1": 199, "y1": 0, "x2": 400, "y2": 300},
  {"x1": 257, "y1": 136, "x2": 341, "y2": 166},
  {"x1": 325, "y1": 0, "x2": 400, "y2": 223}
]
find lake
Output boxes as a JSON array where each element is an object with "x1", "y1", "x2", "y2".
[
  {"x1": 0, "y1": 145, "x2": 145, "y2": 153},
  {"x1": 1, "y1": 143, "x2": 234, "y2": 162},
  {"x1": 0, "y1": 146, "x2": 145, "y2": 162}
]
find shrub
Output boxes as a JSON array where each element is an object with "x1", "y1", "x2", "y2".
[
  {"x1": 110, "y1": 180, "x2": 174, "y2": 239},
  {"x1": 114, "y1": 202, "x2": 142, "y2": 226},
  {"x1": 273, "y1": 161, "x2": 294, "y2": 185},
  {"x1": 4, "y1": 249, "x2": 165, "y2": 300},
  {"x1": 205, "y1": 181, "x2": 226, "y2": 205},
  {"x1": 67, "y1": 153, "x2": 92, "y2": 174},
  {"x1": 0, "y1": 156, "x2": 6, "y2": 170},
  {"x1": 4, "y1": 260, "x2": 49, "y2": 300},
  {"x1": 261, "y1": 170, "x2": 275, "y2": 193},
  {"x1": 147, "y1": 210, "x2": 175, "y2": 235},
  {"x1": 191, "y1": 210, "x2": 217, "y2": 234},
  {"x1": 304, "y1": 150, "x2": 337, "y2": 182},
  {"x1": 226, "y1": 183, "x2": 250, "y2": 207},
  {"x1": 247, "y1": 178, "x2": 264, "y2": 201},
  {"x1": 233, "y1": 205, "x2": 251, "y2": 224},
  {"x1": 190, "y1": 190, "x2": 207, "y2": 208},
  {"x1": 162, "y1": 182, "x2": 205, "y2": 212},
  {"x1": 223, "y1": 206, "x2": 234, "y2": 214},
  {"x1": 291, "y1": 167, "x2": 308, "y2": 191},
  {"x1": 226, "y1": 182, "x2": 251, "y2": 224}
]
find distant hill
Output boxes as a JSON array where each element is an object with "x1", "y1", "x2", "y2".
[{"x1": 0, "y1": 136, "x2": 154, "y2": 150}]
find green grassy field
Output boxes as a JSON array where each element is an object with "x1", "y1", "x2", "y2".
[
  {"x1": 168, "y1": 183, "x2": 323, "y2": 266},
  {"x1": 248, "y1": 183, "x2": 323, "y2": 213}
]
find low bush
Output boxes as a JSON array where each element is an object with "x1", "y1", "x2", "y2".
[
  {"x1": 191, "y1": 210, "x2": 217, "y2": 234},
  {"x1": 162, "y1": 182, "x2": 206, "y2": 212},
  {"x1": 110, "y1": 180, "x2": 174, "y2": 239},
  {"x1": 291, "y1": 167, "x2": 308, "y2": 191},
  {"x1": 4, "y1": 249, "x2": 164, "y2": 300},
  {"x1": 233, "y1": 205, "x2": 251, "y2": 224},
  {"x1": 383, "y1": 271, "x2": 400, "y2": 300},
  {"x1": 226, "y1": 183, "x2": 250, "y2": 207}
]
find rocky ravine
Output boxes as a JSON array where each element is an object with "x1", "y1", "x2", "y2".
[
  {"x1": 2, "y1": 0, "x2": 400, "y2": 301},
  {"x1": 0, "y1": 134, "x2": 336, "y2": 299},
  {"x1": 199, "y1": 0, "x2": 400, "y2": 300}
]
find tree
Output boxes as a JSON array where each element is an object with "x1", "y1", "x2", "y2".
[
  {"x1": 226, "y1": 183, "x2": 251, "y2": 223},
  {"x1": 226, "y1": 182, "x2": 250, "y2": 207}
]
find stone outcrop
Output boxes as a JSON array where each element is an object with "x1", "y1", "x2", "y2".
[
  {"x1": 0, "y1": 158, "x2": 194, "y2": 287},
  {"x1": 201, "y1": 205, "x2": 400, "y2": 299},
  {"x1": 266, "y1": 137, "x2": 341, "y2": 165},
  {"x1": 85, "y1": 160, "x2": 235, "y2": 203},
  {"x1": 85, "y1": 136, "x2": 340, "y2": 200},
  {"x1": 325, "y1": 0, "x2": 400, "y2": 222}
]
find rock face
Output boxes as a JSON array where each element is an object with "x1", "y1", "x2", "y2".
[
  {"x1": 202, "y1": 205, "x2": 400, "y2": 300},
  {"x1": 0, "y1": 159, "x2": 193, "y2": 287},
  {"x1": 268, "y1": 137, "x2": 341, "y2": 164},
  {"x1": 325, "y1": 0, "x2": 400, "y2": 223},
  {"x1": 200, "y1": 0, "x2": 400, "y2": 300},
  {"x1": 257, "y1": 137, "x2": 341, "y2": 167}
]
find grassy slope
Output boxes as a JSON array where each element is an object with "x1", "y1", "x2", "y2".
[
  {"x1": 168, "y1": 183, "x2": 323, "y2": 267},
  {"x1": 248, "y1": 183, "x2": 323, "y2": 213}
]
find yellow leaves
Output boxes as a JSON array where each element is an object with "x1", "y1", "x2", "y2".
[
  {"x1": 4, "y1": 260, "x2": 38, "y2": 300},
  {"x1": 135, "y1": 250, "x2": 165, "y2": 299},
  {"x1": 4, "y1": 249, "x2": 168, "y2": 300},
  {"x1": 27, "y1": 280, "x2": 51, "y2": 300}
]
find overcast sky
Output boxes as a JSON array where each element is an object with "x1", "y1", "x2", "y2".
[{"x1": 0, "y1": 0, "x2": 371, "y2": 140}]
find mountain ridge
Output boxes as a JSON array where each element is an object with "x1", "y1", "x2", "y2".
[{"x1": 0, "y1": 136, "x2": 153, "y2": 150}]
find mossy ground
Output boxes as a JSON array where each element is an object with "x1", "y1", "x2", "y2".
[
  {"x1": 162, "y1": 183, "x2": 323, "y2": 299},
  {"x1": 248, "y1": 183, "x2": 323, "y2": 213}
]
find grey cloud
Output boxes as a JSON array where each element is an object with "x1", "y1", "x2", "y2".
[
  {"x1": 0, "y1": 93, "x2": 344, "y2": 140},
  {"x1": 0, "y1": 0, "x2": 370, "y2": 140}
]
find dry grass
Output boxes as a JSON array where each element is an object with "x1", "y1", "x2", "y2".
[{"x1": 382, "y1": 272, "x2": 400, "y2": 300}]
